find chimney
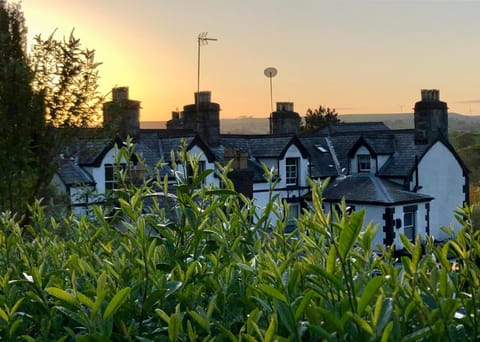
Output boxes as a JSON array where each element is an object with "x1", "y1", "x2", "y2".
[
  {"x1": 414, "y1": 89, "x2": 448, "y2": 144},
  {"x1": 103, "y1": 87, "x2": 141, "y2": 139},
  {"x1": 269, "y1": 102, "x2": 301, "y2": 135},
  {"x1": 181, "y1": 91, "x2": 221, "y2": 146}
]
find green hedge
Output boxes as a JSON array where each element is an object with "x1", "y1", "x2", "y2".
[{"x1": 0, "y1": 142, "x2": 479, "y2": 341}]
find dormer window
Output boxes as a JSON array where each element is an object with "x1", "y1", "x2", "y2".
[
  {"x1": 358, "y1": 154, "x2": 371, "y2": 172},
  {"x1": 285, "y1": 157, "x2": 299, "y2": 186}
]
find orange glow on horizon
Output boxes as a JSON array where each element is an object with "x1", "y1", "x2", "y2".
[{"x1": 22, "y1": 1, "x2": 480, "y2": 121}]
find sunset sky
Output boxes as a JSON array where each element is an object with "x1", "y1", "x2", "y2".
[{"x1": 22, "y1": 0, "x2": 480, "y2": 121}]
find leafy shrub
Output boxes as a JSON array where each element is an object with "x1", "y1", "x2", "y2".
[{"x1": 0, "y1": 142, "x2": 479, "y2": 341}]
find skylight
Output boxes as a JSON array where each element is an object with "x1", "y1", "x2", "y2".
[{"x1": 315, "y1": 145, "x2": 328, "y2": 153}]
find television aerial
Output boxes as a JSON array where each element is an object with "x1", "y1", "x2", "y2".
[{"x1": 264, "y1": 67, "x2": 278, "y2": 114}]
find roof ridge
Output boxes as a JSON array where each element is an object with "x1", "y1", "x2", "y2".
[
  {"x1": 371, "y1": 175, "x2": 394, "y2": 203},
  {"x1": 325, "y1": 136, "x2": 343, "y2": 175}
]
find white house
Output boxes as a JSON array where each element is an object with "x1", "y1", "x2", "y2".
[{"x1": 54, "y1": 88, "x2": 468, "y2": 252}]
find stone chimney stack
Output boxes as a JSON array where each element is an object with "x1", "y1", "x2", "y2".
[
  {"x1": 414, "y1": 89, "x2": 448, "y2": 144},
  {"x1": 103, "y1": 87, "x2": 141, "y2": 139},
  {"x1": 269, "y1": 102, "x2": 301, "y2": 135},
  {"x1": 180, "y1": 91, "x2": 221, "y2": 146}
]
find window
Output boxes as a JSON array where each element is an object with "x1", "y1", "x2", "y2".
[
  {"x1": 403, "y1": 208, "x2": 416, "y2": 241},
  {"x1": 105, "y1": 163, "x2": 127, "y2": 191},
  {"x1": 286, "y1": 202, "x2": 300, "y2": 232},
  {"x1": 105, "y1": 164, "x2": 115, "y2": 191},
  {"x1": 285, "y1": 158, "x2": 299, "y2": 186},
  {"x1": 358, "y1": 154, "x2": 371, "y2": 172}
]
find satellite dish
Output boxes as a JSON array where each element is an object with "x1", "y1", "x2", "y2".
[
  {"x1": 264, "y1": 67, "x2": 278, "y2": 78},
  {"x1": 264, "y1": 67, "x2": 278, "y2": 116}
]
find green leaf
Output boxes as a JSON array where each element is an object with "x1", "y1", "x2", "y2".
[
  {"x1": 306, "y1": 264, "x2": 345, "y2": 292},
  {"x1": 0, "y1": 307, "x2": 8, "y2": 322},
  {"x1": 258, "y1": 284, "x2": 287, "y2": 303},
  {"x1": 76, "y1": 291, "x2": 94, "y2": 309},
  {"x1": 326, "y1": 247, "x2": 336, "y2": 274},
  {"x1": 357, "y1": 276, "x2": 385, "y2": 315},
  {"x1": 349, "y1": 313, "x2": 373, "y2": 335},
  {"x1": 103, "y1": 287, "x2": 131, "y2": 320},
  {"x1": 264, "y1": 314, "x2": 277, "y2": 342},
  {"x1": 381, "y1": 321, "x2": 394, "y2": 342},
  {"x1": 55, "y1": 306, "x2": 88, "y2": 327},
  {"x1": 155, "y1": 308, "x2": 170, "y2": 324},
  {"x1": 188, "y1": 311, "x2": 210, "y2": 332},
  {"x1": 338, "y1": 210, "x2": 364, "y2": 260},
  {"x1": 45, "y1": 287, "x2": 79, "y2": 307},
  {"x1": 295, "y1": 290, "x2": 315, "y2": 321},
  {"x1": 205, "y1": 189, "x2": 237, "y2": 197},
  {"x1": 192, "y1": 169, "x2": 214, "y2": 188},
  {"x1": 402, "y1": 326, "x2": 432, "y2": 342},
  {"x1": 168, "y1": 312, "x2": 182, "y2": 342},
  {"x1": 166, "y1": 281, "x2": 183, "y2": 298},
  {"x1": 399, "y1": 234, "x2": 415, "y2": 255},
  {"x1": 276, "y1": 300, "x2": 298, "y2": 340},
  {"x1": 91, "y1": 289, "x2": 107, "y2": 319}
]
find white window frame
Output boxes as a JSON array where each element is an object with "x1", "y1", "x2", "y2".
[
  {"x1": 285, "y1": 157, "x2": 299, "y2": 186},
  {"x1": 105, "y1": 163, "x2": 127, "y2": 191},
  {"x1": 403, "y1": 211, "x2": 416, "y2": 241},
  {"x1": 357, "y1": 154, "x2": 371, "y2": 172},
  {"x1": 287, "y1": 202, "x2": 300, "y2": 227}
]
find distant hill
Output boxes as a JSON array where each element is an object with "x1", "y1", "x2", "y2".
[
  {"x1": 140, "y1": 112, "x2": 480, "y2": 134},
  {"x1": 340, "y1": 112, "x2": 480, "y2": 132}
]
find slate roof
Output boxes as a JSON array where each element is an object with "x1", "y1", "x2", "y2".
[
  {"x1": 306, "y1": 125, "x2": 431, "y2": 179},
  {"x1": 220, "y1": 134, "x2": 307, "y2": 159},
  {"x1": 322, "y1": 173, "x2": 433, "y2": 205},
  {"x1": 377, "y1": 131, "x2": 430, "y2": 178},
  {"x1": 57, "y1": 159, "x2": 95, "y2": 186},
  {"x1": 70, "y1": 137, "x2": 113, "y2": 166},
  {"x1": 58, "y1": 120, "x2": 465, "y2": 203},
  {"x1": 312, "y1": 122, "x2": 390, "y2": 135},
  {"x1": 300, "y1": 136, "x2": 339, "y2": 178},
  {"x1": 362, "y1": 136, "x2": 396, "y2": 155},
  {"x1": 135, "y1": 131, "x2": 162, "y2": 167}
]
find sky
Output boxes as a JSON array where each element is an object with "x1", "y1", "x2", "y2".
[{"x1": 22, "y1": 0, "x2": 480, "y2": 122}]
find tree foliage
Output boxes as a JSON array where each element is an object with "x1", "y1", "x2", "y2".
[
  {"x1": 0, "y1": 1, "x2": 102, "y2": 217},
  {"x1": 303, "y1": 105, "x2": 340, "y2": 132},
  {"x1": 0, "y1": 0, "x2": 44, "y2": 214},
  {"x1": 30, "y1": 30, "x2": 102, "y2": 127},
  {"x1": 0, "y1": 143, "x2": 478, "y2": 340}
]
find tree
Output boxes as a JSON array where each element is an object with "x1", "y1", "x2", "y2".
[
  {"x1": 30, "y1": 30, "x2": 103, "y2": 127},
  {"x1": 0, "y1": 0, "x2": 103, "y2": 218},
  {"x1": 0, "y1": 0, "x2": 43, "y2": 215},
  {"x1": 302, "y1": 105, "x2": 340, "y2": 132}
]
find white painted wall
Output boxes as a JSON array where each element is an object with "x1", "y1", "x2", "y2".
[
  {"x1": 350, "y1": 146, "x2": 375, "y2": 174},
  {"x1": 323, "y1": 201, "x2": 430, "y2": 252},
  {"x1": 186, "y1": 145, "x2": 219, "y2": 187},
  {"x1": 70, "y1": 185, "x2": 96, "y2": 217},
  {"x1": 278, "y1": 144, "x2": 309, "y2": 188},
  {"x1": 91, "y1": 147, "x2": 118, "y2": 194},
  {"x1": 391, "y1": 203, "x2": 429, "y2": 249},
  {"x1": 418, "y1": 142, "x2": 466, "y2": 240},
  {"x1": 359, "y1": 204, "x2": 387, "y2": 250}
]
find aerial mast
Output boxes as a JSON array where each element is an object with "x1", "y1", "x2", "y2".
[
  {"x1": 197, "y1": 32, "x2": 217, "y2": 112},
  {"x1": 264, "y1": 67, "x2": 278, "y2": 132}
]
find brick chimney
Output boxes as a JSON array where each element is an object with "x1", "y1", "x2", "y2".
[
  {"x1": 414, "y1": 89, "x2": 448, "y2": 144},
  {"x1": 103, "y1": 87, "x2": 141, "y2": 139}
]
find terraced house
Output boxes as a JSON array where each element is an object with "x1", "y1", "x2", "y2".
[{"x1": 53, "y1": 88, "x2": 469, "y2": 251}]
